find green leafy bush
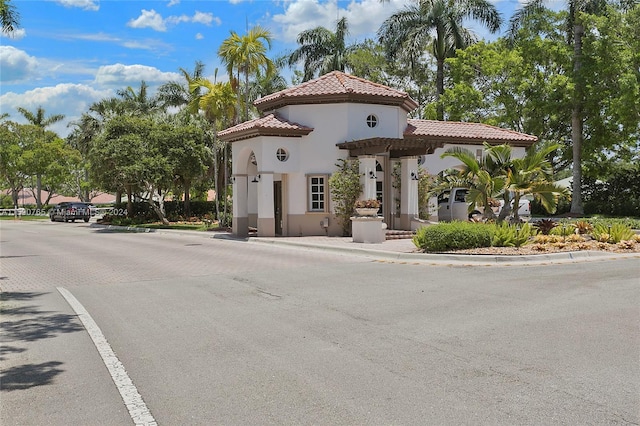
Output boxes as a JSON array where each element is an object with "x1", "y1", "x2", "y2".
[
  {"x1": 490, "y1": 223, "x2": 534, "y2": 247},
  {"x1": 549, "y1": 222, "x2": 576, "y2": 236},
  {"x1": 583, "y1": 163, "x2": 640, "y2": 217},
  {"x1": 413, "y1": 221, "x2": 492, "y2": 252},
  {"x1": 591, "y1": 223, "x2": 634, "y2": 244},
  {"x1": 584, "y1": 217, "x2": 640, "y2": 231},
  {"x1": 113, "y1": 201, "x2": 218, "y2": 221}
]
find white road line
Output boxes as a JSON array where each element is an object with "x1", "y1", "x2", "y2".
[{"x1": 57, "y1": 287, "x2": 157, "y2": 426}]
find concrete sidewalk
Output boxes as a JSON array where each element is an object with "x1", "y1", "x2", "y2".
[
  {"x1": 216, "y1": 233, "x2": 639, "y2": 266},
  {"x1": 89, "y1": 224, "x2": 639, "y2": 266}
]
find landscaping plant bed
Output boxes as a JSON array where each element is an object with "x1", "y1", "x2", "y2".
[{"x1": 442, "y1": 240, "x2": 640, "y2": 256}]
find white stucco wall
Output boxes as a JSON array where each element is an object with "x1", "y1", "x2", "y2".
[
  {"x1": 424, "y1": 145, "x2": 528, "y2": 175},
  {"x1": 233, "y1": 102, "x2": 531, "y2": 224},
  {"x1": 276, "y1": 103, "x2": 408, "y2": 215}
]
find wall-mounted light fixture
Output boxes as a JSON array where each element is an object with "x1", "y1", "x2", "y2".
[
  {"x1": 251, "y1": 174, "x2": 261, "y2": 183},
  {"x1": 369, "y1": 170, "x2": 377, "y2": 179},
  {"x1": 410, "y1": 171, "x2": 419, "y2": 181}
]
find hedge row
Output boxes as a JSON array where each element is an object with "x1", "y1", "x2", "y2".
[
  {"x1": 113, "y1": 201, "x2": 222, "y2": 220},
  {"x1": 413, "y1": 221, "x2": 493, "y2": 252}
]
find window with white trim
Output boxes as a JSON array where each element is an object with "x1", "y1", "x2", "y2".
[{"x1": 307, "y1": 175, "x2": 327, "y2": 212}]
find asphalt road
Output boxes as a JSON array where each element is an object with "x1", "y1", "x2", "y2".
[{"x1": 1, "y1": 220, "x2": 639, "y2": 425}]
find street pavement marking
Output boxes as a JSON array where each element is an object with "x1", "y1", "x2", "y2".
[{"x1": 57, "y1": 287, "x2": 157, "y2": 426}]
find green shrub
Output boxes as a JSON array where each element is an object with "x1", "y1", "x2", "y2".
[
  {"x1": 584, "y1": 217, "x2": 640, "y2": 230},
  {"x1": 583, "y1": 164, "x2": 640, "y2": 217},
  {"x1": 113, "y1": 201, "x2": 219, "y2": 221},
  {"x1": 591, "y1": 223, "x2": 634, "y2": 244},
  {"x1": 549, "y1": 221, "x2": 575, "y2": 236},
  {"x1": 490, "y1": 223, "x2": 534, "y2": 247},
  {"x1": 413, "y1": 221, "x2": 492, "y2": 252}
]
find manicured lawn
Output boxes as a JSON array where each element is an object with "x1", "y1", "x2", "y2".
[{"x1": 0, "y1": 215, "x2": 48, "y2": 221}]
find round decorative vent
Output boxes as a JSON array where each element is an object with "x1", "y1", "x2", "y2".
[{"x1": 276, "y1": 148, "x2": 289, "y2": 162}]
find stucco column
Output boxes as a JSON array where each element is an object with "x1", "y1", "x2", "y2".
[
  {"x1": 399, "y1": 156, "x2": 419, "y2": 230},
  {"x1": 257, "y1": 172, "x2": 275, "y2": 237},
  {"x1": 358, "y1": 156, "x2": 377, "y2": 201},
  {"x1": 232, "y1": 175, "x2": 248, "y2": 237}
]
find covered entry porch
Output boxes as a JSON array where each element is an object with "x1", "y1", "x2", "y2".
[{"x1": 336, "y1": 137, "x2": 444, "y2": 231}]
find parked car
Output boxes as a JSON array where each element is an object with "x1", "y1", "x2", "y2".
[
  {"x1": 49, "y1": 202, "x2": 92, "y2": 223},
  {"x1": 437, "y1": 188, "x2": 531, "y2": 222}
]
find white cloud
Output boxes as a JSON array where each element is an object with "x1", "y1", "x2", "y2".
[
  {"x1": 128, "y1": 9, "x2": 167, "y2": 32},
  {"x1": 56, "y1": 0, "x2": 100, "y2": 11},
  {"x1": 272, "y1": 0, "x2": 404, "y2": 43},
  {"x1": 0, "y1": 46, "x2": 39, "y2": 83},
  {"x1": 128, "y1": 9, "x2": 221, "y2": 33},
  {"x1": 0, "y1": 28, "x2": 26, "y2": 40},
  {"x1": 93, "y1": 63, "x2": 180, "y2": 87},
  {"x1": 167, "y1": 0, "x2": 180, "y2": 6},
  {"x1": 0, "y1": 84, "x2": 113, "y2": 137},
  {"x1": 193, "y1": 11, "x2": 220, "y2": 26},
  {"x1": 195, "y1": 33, "x2": 204, "y2": 40}
]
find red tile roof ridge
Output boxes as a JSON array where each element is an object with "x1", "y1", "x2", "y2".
[
  {"x1": 217, "y1": 112, "x2": 313, "y2": 142},
  {"x1": 255, "y1": 71, "x2": 416, "y2": 111},
  {"x1": 406, "y1": 119, "x2": 537, "y2": 141}
]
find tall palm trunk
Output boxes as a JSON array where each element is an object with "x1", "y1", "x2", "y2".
[
  {"x1": 436, "y1": 58, "x2": 445, "y2": 121},
  {"x1": 244, "y1": 67, "x2": 250, "y2": 121},
  {"x1": 570, "y1": 21, "x2": 585, "y2": 215}
]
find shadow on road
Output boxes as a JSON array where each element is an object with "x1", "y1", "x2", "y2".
[
  {"x1": 0, "y1": 292, "x2": 79, "y2": 391},
  {"x1": 1, "y1": 361, "x2": 64, "y2": 391},
  {"x1": 1, "y1": 292, "x2": 84, "y2": 342}
]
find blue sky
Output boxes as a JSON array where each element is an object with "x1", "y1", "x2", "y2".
[{"x1": 1, "y1": 0, "x2": 525, "y2": 137}]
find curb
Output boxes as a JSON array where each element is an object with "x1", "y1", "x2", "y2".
[
  {"x1": 88, "y1": 223, "x2": 639, "y2": 266},
  {"x1": 248, "y1": 237, "x2": 640, "y2": 266},
  {"x1": 89, "y1": 223, "x2": 156, "y2": 233}
]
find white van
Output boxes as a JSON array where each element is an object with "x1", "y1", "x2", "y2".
[{"x1": 437, "y1": 188, "x2": 531, "y2": 222}]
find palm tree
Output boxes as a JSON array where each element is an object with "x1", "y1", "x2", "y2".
[
  {"x1": 508, "y1": 0, "x2": 620, "y2": 216},
  {"x1": 506, "y1": 144, "x2": 568, "y2": 222},
  {"x1": 116, "y1": 81, "x2": 160, "y2": 115},
  {"x1": 16, "y1": 106, "x2": 64, "y2": 207},
  {"x1": 189, "y1": 77, "x2": 237, "y2": 226},
  {"x1": 218, "y1": 26, "x2": 274, "y2": 122},
  {"x1": 0, "y1": 0, "x2": 19, "y2": 34},
  {"x1": 157, "y1": 61, "x2": 206, "y2": 111},
  {"x1": 439, "y1": 143, "x2": 509, "y2": 220},
  {"x1": 248, "y1": 55, "x2": 288, "y2": 105},
  {"x1": 378, "y1": 0, "x2": 502, "y2": 120},
  {"x1": 440, "y1": 143, "x2": 567, "y2": 222},
  {"x1": 67, "y1": 113, "x2": 101, "y2": 202},
  {"x1": 288, "y1": 16, "x2": 354, "y2": 82},
  {"x1": 17, "y1": 106, "x2": 64, "y2": 130}
]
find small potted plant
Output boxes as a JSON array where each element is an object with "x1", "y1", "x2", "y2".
[{"x1": 354, "y1": 198, "x2": 380, "y2": 216}]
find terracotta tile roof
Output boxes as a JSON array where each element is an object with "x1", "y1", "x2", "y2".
[
  {"x1": 217, "y1": 113, "x2": 313, "y2": 143},
  {"x1": 405, "y1": 119, "x2": 537, "y2": 146},
  {"x1": 255, "y1": 71, "x2": 418, "y2": 112}
]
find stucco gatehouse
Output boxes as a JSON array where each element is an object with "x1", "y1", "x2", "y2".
[{"x1": 217, "y1": 71, "x2": 537, "y2": 238}]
